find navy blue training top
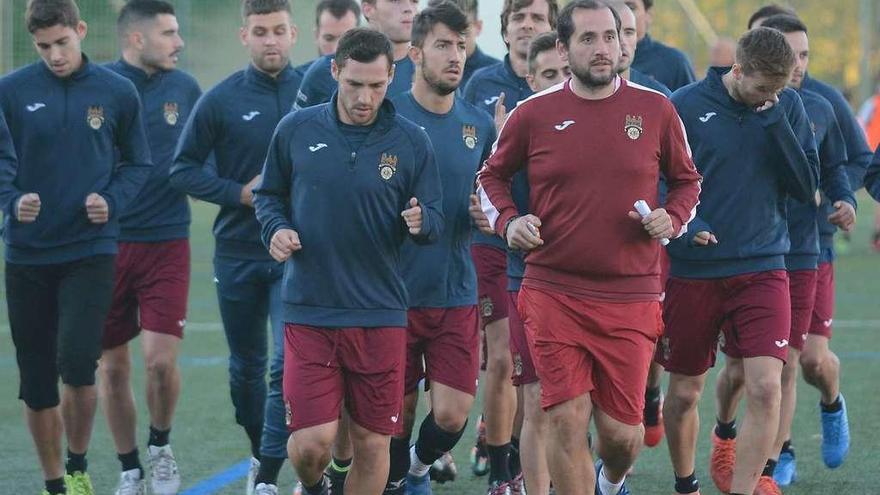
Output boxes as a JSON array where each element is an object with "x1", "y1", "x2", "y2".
[
  {"x1": 393, "y1": 92, "x2": 496, "y2": 308},
  {"x1": 170, "y1": 63, "x2": 301, "y2": 260},
  {"x1": 254, "y1": 95, "x2": 444, "y2": 327},
  {"x1": 0, "y1": 57, "x2": 152, "y2": 264},
  {"x1": 632, "y1": 35, "x2": 697, "y2": 92}
]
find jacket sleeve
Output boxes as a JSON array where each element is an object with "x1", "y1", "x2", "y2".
[
  {"x1": 659, "y1": 102, "x2": 702, "y2": 238},
  {"x1": 253, "y1": 120, "x2": 294, "y2": 249},
  {"x1": 817, "y1": 111, "x2": 856, "y2": 209},
  {"x1": 478, "y1": 103, "x2": 530, "y2": 237},
  {"x1": 293, "y1": 59, "x2": 333, "y2": 111},
  {"x1": 864, "y1": 145, "x2": 880, "y2": 203},
  {"x1": 103, "y1": 86, "x2": 153, "y2": 219},
  {"x1": 827, "y1": 87, "x2": 872, "y2": 189},
  {"x1": 407, "y1": 129, "x2": 444, "y2": 245},
  {"x1": 169, "y1": 94, "x2": 243, "y2": 207},
  {"x1": 0, "y1": 109, "x2": 22, "y2": 217},
  {"x1": 761, "y1": 93, "x2": 819, "y2": 204}
]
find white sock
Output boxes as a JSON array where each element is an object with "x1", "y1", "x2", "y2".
[
  {"x1": 408, "y1": 445, "x2": 431, "y2": 477},
  {"x1": 598, "y1": 466, "x2": 625, "y2": 495}
]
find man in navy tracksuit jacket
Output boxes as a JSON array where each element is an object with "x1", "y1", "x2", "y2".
[
  {"x1": 726, "y1": 15, "x2": 856, "y2": 485},
  {"x1": 253, "y1": 29, "x2": 443, "y2": 495},
  {"x1": 461, "y1": 0, "x2": 557, "y2": 478},
  {"x1": 292, "y1": 0, "x2": 360, "y2": 80},
  {"x1": 293, "y1": 0, "x2": 417, "y2": 110},
  {"x1": 96, "y1": 2, "x2": 203, "y2": 493},
  {"x1": 658, "y1": 29, "x2": 819, "y2": 495},
  {"x1": 383, "y1": 4, "x2": 496, "y2": 493},
  {"x1": 627, "y1": 0, "x2": 696, "y2": 91},
  {"x1": 169, "y1": 0, "x2": 300, "y2": 489},
  {"x1": 0, "y1": 3, "x2": 152, "y2": 493}
]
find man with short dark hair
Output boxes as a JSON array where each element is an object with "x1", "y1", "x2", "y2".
[
  {"x1": 712, "y1": 14, "x2": 856, "y2": 491},
  {"x1": 170, "y1": 1, "x2": 300, "y2": 493},
  {"x1": 255, "y1": 27, "x2": 444, "y2": 495},
  {"x1": 428, "y1": 0, "x2": 500, "y2": 88},
  {"x1": 0, "y1": 1, "x2": 152, "y2": 494},
  {"x1": 461, "y1": 0, "x2": 557, "y2": 487},
  {"x1": 500, "y1": 29, "x2": 569, "y2": 495},
  {"x1": 659, "y1": 27, "x2": 819, "y2": 495},
  {"x1": 293, "y1": 0, "x2": 360, "y2": 78},
  {"x1": 100, "y1": 1, "x2": 201, "y2": 493},
  {"x1": 295, "y1": 0, "x2": 419, "y2": 109},
  {"x1": 746, "y1": 4, "x2": 796, "y2": 29},
  {"x1": 625, "y1": 0, "x2": 695, "y2": 91},
  {"x1": 480, "y1": 2, "x2": 701, "y2": 494},
  {"x1": 385, "y1": 4, "x2": 496, "y2": 494}
]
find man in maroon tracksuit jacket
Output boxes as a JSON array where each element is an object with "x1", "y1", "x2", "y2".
[{"x1": 479, "y1": 1, "x2": 701, "y2": 493}]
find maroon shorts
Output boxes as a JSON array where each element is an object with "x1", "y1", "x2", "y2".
[
  {"x1": 518, "y1": 285, "x2": 662, "y2": 425},
  {"x1": 508, "y1": 291, "x2": 538, "y2": 386},
  {"x1": 787, "y1": 269, "x2": 818, "y2": 351},
  {"x1": 471, "y1": 244, "x2": 509, "y2": 326},
  {"x1": 808, "y1": 262, "x2": 835, "y2": 339},
  {"x1": 283, "y1": 324, "x2": 406, "y2": 435},
  {"x1": 103, "y1": 239, "x2": 190, "y2": 349},
  {"x1": 405, "y1": 306, "x2": 480, "y2": 396},
  {"x1": 659, "y1": 249, "x2": 671, "y2": 299},
  {"x1": 658, "y1": 270, "x2": 790, "y2": 375}
]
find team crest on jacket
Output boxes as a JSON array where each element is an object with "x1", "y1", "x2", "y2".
[
  {"x1": 164, "y1": 102, "x2": 179, "y2": 126},
  {"x1": 479, "y1": 296, "x2": 494, "y2": 318},
  {"x1": 378, "y1": 153, "x2": 398, "y2": 180},
  {"x1": 659, "y1": 336, "x2": 671, "y2": 362},
  {"x1": 462, "y1": 124, "x2": 477, "y2": 149},
  {"x1": 624, "y1": 114, "x2": 643, "y2": 140},
  {"x1": 87, "y1": 106, "x2": 104, "y2": 130}
]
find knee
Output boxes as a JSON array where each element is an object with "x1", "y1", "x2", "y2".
[
  {"x1": 293, "y1": 434, "x2": 334, "y2": 465},
  {"x1": 433, "y1": 408, "x2": 468, "y2": 433},
  {"x1": 59, "y1": 353, "x2": 98, "y2": 388},
  {"x1": 666, "y1": 382, "x2": 702, "y2": 414},
  {"x1": 99, "y1": 358, "x2": 131, "y2": 390},
  {"x1": 799, "y1": 351, "x2": 824, "y2": 378},
  {"x1": 145, "y1": 354, "x2": 176, "y2": 382},
  {"x1": 598, "y1": 425, "x2": 642, "y2": 457},
  {"x1": 746, "y1": 375, "x2": 781, "y2": 408},
  {"x1": 351, "y1": 431, "x2": 390, "y2": 464},
  {"x1": 548, "y1": 404, "x2": 586, "y2": 437},
  {"x1": 720, "y1": 361, "x2": 745, "y2": 389},
  {"x1": 487, "y1": 350, "x2": 512, "y2": 374},
  {"x1": 780, "y1": 357, "x2": 799, "y2": 385}
]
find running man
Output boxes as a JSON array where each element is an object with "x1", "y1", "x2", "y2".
[
  {"x1": 170, "y1": 0, "x2": 301, "y2": 492},
  {"x1": 100, "y1": 2, "x2": 201, "y2": 493},
  {"x1": 479, "y1": 3, "x2": 701, "y2": 494},
  {"x1": 0, "y1": 1, "x2": 152, "y2": 494},
  {"x1": 462, "y1": 0, "x2": 558, "y2": 486},
  {"x1": 658, "y1": 27, "x2": 819, "y2": 495},
  {"x1": 293, "y1": 0, "x2": 360, "y2": 78},
  {"x1": 712, "y1": 15, "x2": 856, "y2": 491},
  {"x1": 387, "y1": 4, "x2": 496, "y2": 494},
  {"x1": 295, "y1": 0, "x2": 419, "y2": 109},
  {"x1": 254, "y1": 28, "x2": 444, "y2": 495}
]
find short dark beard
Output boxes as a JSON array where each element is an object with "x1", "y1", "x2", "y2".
[
  {"x1": 571, "y1": 61, "x2": 616, "y2": 89},
  {"x1": 421, "y1": 59, "x2": 458, "y2": 96}
]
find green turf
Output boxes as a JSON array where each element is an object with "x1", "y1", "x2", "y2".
[{"x1": 1, "y1": 196, "x2": 878, "y2": 494}]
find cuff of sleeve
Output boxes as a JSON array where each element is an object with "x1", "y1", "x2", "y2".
[
  {"x1": 226, "y1": 182, "x2": 244, "y2": 207},
  {"x1": 495, "y1": 211, "x2": 518, "y2": 239}
]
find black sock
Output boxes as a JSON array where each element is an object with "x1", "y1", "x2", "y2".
[
  {"x1": 714, "y1": 418, "x2": 737, "y2": 440},
  {"x1": 330, "y1": 455, "x2": 352, "y2": 471},
  {"x1": 414, "y1": 413, "x2": 467, "y2": 466},
  {"x1": 387, "y1": 436, "x2": 411, "y2": 486},
  {"x1": 66, "y1": 450, "x2": 87, "y2": 474},
  {"x1": 45, "y1": 477, "x2": 66, "y2": 495},
  {"x1": 674, "y1": 472, "x2": 699, "y2": 494},
  {"x1": 118, "y1": 448, "x2": 143, "y2": 475},
  {"x1": 821, "y1": 395, "x2": 842, "y2": 413},
  {"x1": 254, "y1": 455, "x2": 285, "y2": 486},
  {"x1": 148, "y1": 425, "x2": 171, "y2": 447},
  {"x1": 508, "y1": 436, "x2": 522, "y2": 478},
  {"x1": 244, "y1": 424, "x2": 262, "y2": 460},
  {"x1": 781, "y1": 440, "x2": 795, "y2": 456},
  {"x1": 762, "y1": 459, "x2": 777, "y2": 477},
  {"x1": 487, "y1": 443, "x2": 511, "y2": 483},
  {"x1": 644, "y1": 386, "x2": 662, "y2": 424},
  {"x1": 303, "y1": 476, "x2": 327, "y2": 495}
]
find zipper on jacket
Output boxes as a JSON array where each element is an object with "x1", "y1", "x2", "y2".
[{"x1": 63, "y1": 82, "x2": 69, "y2": 130}]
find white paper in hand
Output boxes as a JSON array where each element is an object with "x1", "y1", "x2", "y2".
[{"x1": 634, "y1": 200, "x2": 669, "y2": 246}]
